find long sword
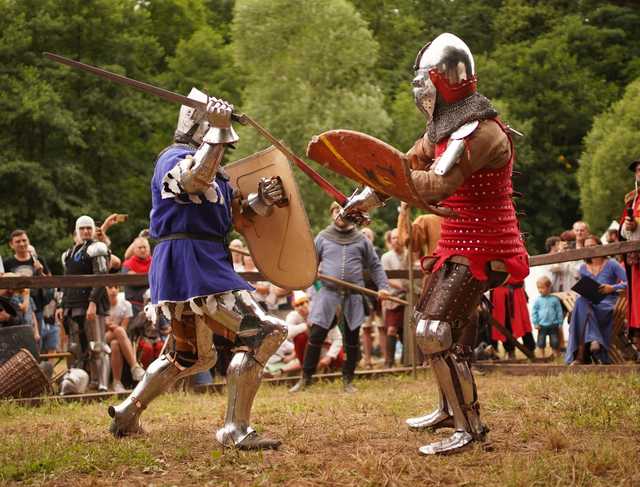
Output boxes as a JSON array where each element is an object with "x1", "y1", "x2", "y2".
[{"x1": 44, "y1": 52, "x2": 348, "y2": 205}]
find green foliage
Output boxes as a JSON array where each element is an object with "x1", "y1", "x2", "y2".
[
  {"x1": 0, "y1": 0, "x2": 238, "y2": 270},
  {"x1": 478, "y1": 14, "x2": 622, "y2": 251},
  {"x1": 2, "y1": 0, "x2": 640, "y2": 262},
  {"x1": 232, "y1": 0, "x2": 391, "y2": 232},
  {"x1": 578, "y1": 78, "x2": 640, "y2": 233}
]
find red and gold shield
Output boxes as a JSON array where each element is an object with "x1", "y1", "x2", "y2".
[{"x1": 307, "y1": 130, "x2": 427, "y2": 209}]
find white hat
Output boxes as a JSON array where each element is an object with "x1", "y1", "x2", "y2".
[
  {"x1": 75, "y1": 215, "x2": 95, "y2": 232},
  {"x1": 293, "y1": 290, "x2": 309, "y2": 306}
]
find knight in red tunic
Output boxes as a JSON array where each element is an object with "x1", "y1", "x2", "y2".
[{"x1": 341, "y1": 33, "x2": 529, "y2": 455}]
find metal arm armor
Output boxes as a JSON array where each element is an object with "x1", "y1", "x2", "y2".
[
  {"x1": 87, "y1": 241, "x2": 110, "y2": 275},
  {"x1": 432, "y1": 121, "x2": 478, "y2": 176},
  {"x1": 179, "y1": 141, "x2": 226, "y2": 194}
]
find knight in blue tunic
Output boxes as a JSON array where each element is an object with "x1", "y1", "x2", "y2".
[{"x1": 109, "y1": 88, "x2": 288, "y2": 450}]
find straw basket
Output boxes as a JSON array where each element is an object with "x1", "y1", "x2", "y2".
[{"x1": 0, "y1": 348, "x2": 50, "y2": 399}]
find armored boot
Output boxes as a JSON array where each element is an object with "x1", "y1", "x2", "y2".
[
  {"x1": 418, "y1": 353, "x2": 486, "y2": 455},
  {"x1": 108, "y1": 355, "x2": 182, "y2": 436},
  {"x1": 216, "y1": 296, "x2": 287, "y2": 449},
  {"x1": 109, "y1": 315, "x2": 217, "y2": 437},
  {"x1": 216, "y1": 319, "x2": 286, "y2": 449},
  {"x1": 406, "y1": 383, "x2": 454, "y2": 431},
  {"x1": 415, "y1": 317, "x2": 487, "y2": 455}
]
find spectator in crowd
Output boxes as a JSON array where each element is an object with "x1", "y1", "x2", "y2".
[
  {"x1": 620, "y1": 157, "x2": 640, "y2": 359},
  {"x1": 56, "y1": 215, "x2": 112, "y2": 391},
  {"x1": 605, "y1": 228, "x2": 620, "y2": 245},
  {"x1": 285, "y1": 291, "x2": 311, "y2": 364},
  {"x1": 0, "y1": 285, "x2": 21, "y2": 327},
  {"x1": 532, "y1": 276, "x2": 563, "y2": 358},
  {"x1": 544, "y1": 235, "x2": 579, "y2": 293},
  {"x1": 4, "y1": 230, "x2": 57, "y2": 352},
  {"x1": 0, "y1": 275, "x2": 39, "y2": 341},
  {"x1": 560, "y1": 230, "x2": 576, "y2": 250},
  {"x1": 289, "y1": 202, "x2": 390, "y2": 393},
  {"x1": 135, "y1": 311, "x2": 170, "y2": 369},
  {"x1": 491, "y1": 280, "x2": 536, "y2": 359},
  {"x1": 316, "y1": 326, "x2": 344, "y2": 373},
  {"x1": 105, "y1": 285, "x2": 145, "y2": 392},
  {"x1": 572, "y1": 221, "x2": 590, "y2": 249},
  {"x1": 360, "y1": 226, "x2": 386, "y2": 368},
  {"x1": 10, "y1": 286, "x2": 37, "y2": 334},
  {"x1": 122, "y1": 237, "x2": 152, "y2": 316},
  {"x1": 229, "y1": 238, "x2": 245, "y2": 272},
  {"x1": 380, "y1": 229, "x2": 408, "y2": 368},
  {"x1": 565, "y1": 235, "x2": 627, "y2": 365}
]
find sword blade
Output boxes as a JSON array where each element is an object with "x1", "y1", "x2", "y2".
[
  {"x1": 44, "y1": 52, "x2": 348, "y2": 204},
  {"x1": 44, "y1": 52, "x2": 204, "y2": 110}
]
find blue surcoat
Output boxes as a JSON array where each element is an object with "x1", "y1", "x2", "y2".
[{"x1": 149, "y1": 145, "x2": 252, "y2": 303}]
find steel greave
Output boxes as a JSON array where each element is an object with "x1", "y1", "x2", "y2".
[
  {"x1": 87, "y1": 315, "x2": 110, "y2": 390},
  {"x1": 406, "y1": 381, "x2": 453, "y2": 430},
  {"x1": 216, "y1": 321, "x2": 286, "y2": 447},
  {"x1": 108, "y1": 355, "x2": 182, "y2": 436}
]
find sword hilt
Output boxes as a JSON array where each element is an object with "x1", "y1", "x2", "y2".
[{"x1": 231, "y1": 112, "x2": 249, "y2": 126}]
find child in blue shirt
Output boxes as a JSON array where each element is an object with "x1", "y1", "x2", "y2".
[{"x1": 532, "y1": 276, "x2": 564, "y2": 357}]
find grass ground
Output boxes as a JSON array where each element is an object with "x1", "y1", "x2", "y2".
[{"x1": 1, "y1": 371, "x2": 639, "y2": 486}]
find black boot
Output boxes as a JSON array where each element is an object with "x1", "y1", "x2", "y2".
[
  {"x1": 342, "y1": 344, "x2": 360, "y2": 393},
  {"x1": 386, "y1": 335, "x2": 397, "y2": 368}
]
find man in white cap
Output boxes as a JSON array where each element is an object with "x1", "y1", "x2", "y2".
[{"x1": 58, "y1": 215, "x2": 112, "y2": 392}]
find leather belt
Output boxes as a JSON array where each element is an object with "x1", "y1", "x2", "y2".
[{"x1": 157, "y1": 232, "x2": 228, "y2": 244}]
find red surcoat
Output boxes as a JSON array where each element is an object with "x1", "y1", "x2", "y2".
[{"x1": 429, "y1": 119, "x2": 529, "y2": 282}]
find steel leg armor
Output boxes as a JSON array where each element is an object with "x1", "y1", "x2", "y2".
[
  {"x1": 215, "y1": 291, "x2": 287, "y2": 449},
  {"x1": 64, "y1": 315, "x2": 84, "y2": 369},
  {"x1": 109, "y1": 314, "x2": 216, "y2": 436},
  {"x1": 86, "y1": 315, "x2": 110, "y2": 392},
  {"x1": 408, "y1": 261, "x2": 505, "y2": 455},
  {"x1": 109, "y1": 290, "x2": 286, "y2": 450}
]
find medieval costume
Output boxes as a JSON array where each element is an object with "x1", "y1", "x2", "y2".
[
  {"x1": 620, "y1": 158, "x2": 640, "y2": 357},
  {"x1": 61, "y1": 216, "x2": 111, "y2": 392},
  {"x1": 290, "y1": 205, "x2": 390, "y2": 393},
  {"x1": 109, "y1": 90, "x2": 288, "y2": 450},
  {"x1": 339, "y1": 33, "x2": 529, "y2": 454},
  {"x1": 490, "y1": 282, "x2": 535, "y2": 356}
]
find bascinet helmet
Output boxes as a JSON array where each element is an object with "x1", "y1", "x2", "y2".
[
  {"x1": 175, "y1": 87, "x2": 210, "y2": 146},
  {"x1": 412, "y1": 33, "x2": 476, "y2": 121}
]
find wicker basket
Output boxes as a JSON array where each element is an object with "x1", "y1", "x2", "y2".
[{"x1": 0, "y1": 348, "x2": 50, "y2": 399}]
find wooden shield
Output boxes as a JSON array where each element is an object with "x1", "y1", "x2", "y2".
[
  {"x1": 225, "y1": 146, "x2": 318, "y2": 290},
  {"x1": 307, "y1": 130, "x2": 427, "y2": 209}
]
